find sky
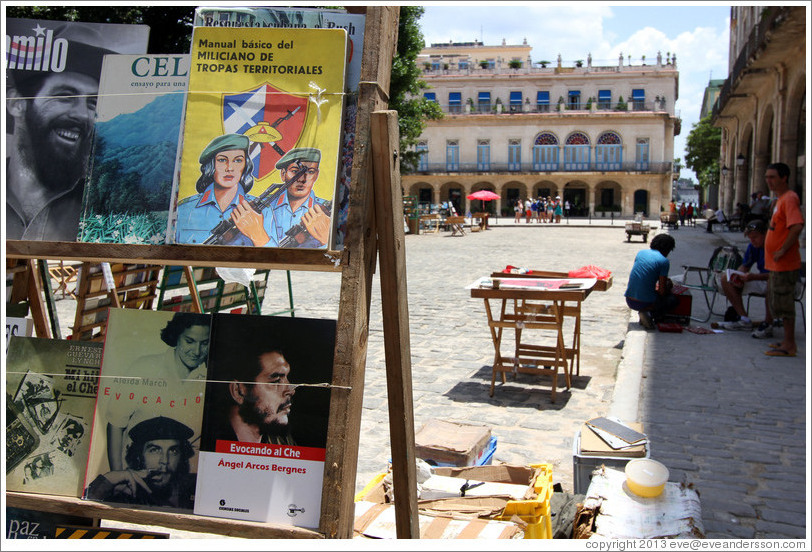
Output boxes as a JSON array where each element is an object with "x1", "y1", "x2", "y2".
[{"x1": 418, "y1": 2, "x2": 732, "y2": 181}]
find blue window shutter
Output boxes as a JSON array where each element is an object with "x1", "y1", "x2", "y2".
[
  {"x1": 598, "y1": 90, "x2": 611, "y2": 102},
  {"x1": 478, "y1": 92, "x2": 490, "y2": 102},
  {"x1": 449, "y1": 92, "x2": 462, "y2": 104},
  {"x1": 509, "y1": 91, "x2": 522, "y2": 105},
  {"x1": 424, "y1": 92, "x2": 436, "y2": 102},
  {"x1": 632, "y1": 89, "x2": 645, "y2": 101},
  {"x1": 537, "y1": 91, "x2": 549, "y2": 104}
]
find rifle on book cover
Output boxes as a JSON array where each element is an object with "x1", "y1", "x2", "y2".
[
  {"x1": 278, "y1": 202, "x2": 332, "y2": 248},
  {"x1": 203, "y1": 161, "x2": 308, "y2": 245}
]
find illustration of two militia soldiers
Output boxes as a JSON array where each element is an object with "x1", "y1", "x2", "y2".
[{"x1": 174, "y1": 134, "x2": 331, "y2": 248}]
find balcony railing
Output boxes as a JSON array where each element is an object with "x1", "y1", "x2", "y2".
[
  {"x1": 713, "y1": 6, "x2": 790, "y2": 119},
  {"x1": 435, "y1": 101, "x2": 671, "y2": 115},
  {"x1": 407, "y1": 161, "x2": 672, "y2": 175}
]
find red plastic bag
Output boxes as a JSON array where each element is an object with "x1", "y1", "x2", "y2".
[{"x1": 568, "y1": 265, "x2": 612, "y2": 280}]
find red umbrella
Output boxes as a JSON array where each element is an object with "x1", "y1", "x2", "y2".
[{"x1": 466, "y1": 190, "x2": 501, "y2": 201}]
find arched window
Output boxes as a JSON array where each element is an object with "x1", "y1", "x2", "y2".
[
  {"x1": 533, "y1": 132, "x2": 559, "y2": 170},
  {"x1": 596, "y1": 131, "x2": 622, "y2": 170},
  {"x1": 564, "y1": 132, "x2": 590, "y2": 170}
]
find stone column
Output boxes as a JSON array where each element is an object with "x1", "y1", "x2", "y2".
[
  {"x1": 752, "y1": 152, "x2": 768, "y2": 195},
  {"x1": 732, "y1": 162, "x2": 747, "y2": 214},
  {"x1": 588, "y1": 185, "x2": 596, "y2": 216}
]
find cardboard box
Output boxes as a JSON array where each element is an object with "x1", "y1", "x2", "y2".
[
  {"x1": 354, "y1": 501, "x2": 524, "y2": 539},
  {"x1": 414, "y1": 419, "x2": 491, "y2": 467}
]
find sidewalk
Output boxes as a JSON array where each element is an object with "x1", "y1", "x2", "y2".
[{"x1": 620, "y1": 224, "x2": 807, "y2": 539}]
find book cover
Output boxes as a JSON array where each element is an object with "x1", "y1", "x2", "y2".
[
  {"x1": 193, "y1": 7, "x2": 364, "y2": 93},
  {"x1": 194, "y1": 314, "x2": 335, "y2": 528},
  {"x1": 171, "y1": 26, "x2": 347, "y2": 250},
  {"x1": 193, "y1": 6, "x2": 366, "y2": 250},
  {"x1": 5, "y1": 18, "x2": 150, "y2": 242},
  {"x1": 79, "y1": 54, "x2": 190, "y2": 245},
  {"x1": 83, "y1": 309, "x2": 212, "y2": 513},
  {"x1": 5, "y1": 337, "x2": 103, "y2": 497}
]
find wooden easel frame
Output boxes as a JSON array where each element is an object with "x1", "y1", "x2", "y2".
[{"x1": 6, "y1": 7, "x2": 418, "y2": 539}]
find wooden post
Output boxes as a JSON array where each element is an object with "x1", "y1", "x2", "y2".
[
  {"x1": 371, "y1": 110, "x2": 419, "y2": 538},
  {"x1": 319, "y1": 6, "x2": 400, "y2": 539},
  {"x1": 26, "y1": 260, "x2": 52, "y2": 338}
]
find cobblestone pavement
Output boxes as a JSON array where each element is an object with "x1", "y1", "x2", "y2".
[
  {"x1": 52, "y1": 218, "x2": 807, "y2": 539},
  {"x1": 260, "y1": 220, "x2": 808, "y2": 540}
]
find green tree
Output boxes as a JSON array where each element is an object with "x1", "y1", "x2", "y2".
[
  {"x1": 8, "y1": 6, "x2": 441, "y2": 171},
  {"x1": 389, "y1": 6, "x2": 444, "y2": 172},
  {"x1": 685, "y1": 114, "x2": 722, "y2": 192},
  {"x1": 5, "y1": 6, "x2": 194, "y2": 53}
]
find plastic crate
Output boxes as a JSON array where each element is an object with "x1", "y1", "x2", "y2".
[
  {"x1": 356, "y1": 461, "x2": 551, "y2": 539},
  {"x1": 572, "y1": 429, "x2": 649, "y2": 495},
  {"x1": 495, "y1": 462, "x2": 553, "y2": 539}
]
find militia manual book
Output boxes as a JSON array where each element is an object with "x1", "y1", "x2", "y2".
[
  {"x1": 6, "y1": 337, "x2": 103, "y2": 497},
  {"x1": 171, "y1": 26, "x2": 347, "y2": 250},
  {"x1": 79, "y1": 54, "x2": 190, "y2": 245},
  {"x1": 83, "y1": 309, "x2": 212, "y2": 513},
  {"x1": 193, "y1": 314, "x2": 335, "y2": 528},
  {"x1": 192, "y1": 7, "x2": 366, "y2": 249}
]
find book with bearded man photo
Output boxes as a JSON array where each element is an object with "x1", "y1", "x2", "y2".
[
  {"x1": 193, "y1": 313, "x2": 335, "y2": 528},
  {"x1": 5, "y1": 18, "x2": 149, "y2": 242},
  {"x1": 82, "y1": 309, "x2": 212, "y2": 513}
]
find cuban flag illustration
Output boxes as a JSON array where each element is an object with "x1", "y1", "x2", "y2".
[{"x1": 222, "y1": 83, "x2": 308, "y2": 182}]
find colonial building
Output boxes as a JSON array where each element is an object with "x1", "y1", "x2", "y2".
[
  {"x1": 402, "y1": 40, "x2": 681, "y2": 217},
  {"x1": 712, "y1": 5, "x2": 806, "y2": 213}
]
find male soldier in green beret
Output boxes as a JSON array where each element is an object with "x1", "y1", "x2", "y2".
[{"x1": 266, "y1": 147, "x2": 332, "y2": 248}]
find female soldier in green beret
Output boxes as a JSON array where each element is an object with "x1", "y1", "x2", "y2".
[{"x1": 174, "y1": 133, "x2": 273, "y2": 246}]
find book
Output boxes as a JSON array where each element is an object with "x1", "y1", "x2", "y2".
[
  {"x1": 193, "y1": 314, "x2": 335, "y2": 528},
  {"x1": 170, "y1": 26, "x2": 347, "y2": 250},
  {"x1": 5, "y1": 18, "x2": 149, "y2": 242},
  {"x1": 83, "y1": 309, "x2": 212, "y2": 513},
  {"x1": 193, "y1": 7, "x2": 364, "y2": 93},
  {"x1": 585, "y1": 417, "x2": 647, "y2": 446},
  {"x1": 5, "y1": 337, "x2": 103, "y2": 497},
  {"x1": 79, "y1": 55, "x2": 190, "y2": 244},
  {"x1": 5, "y1": 316, "x2": 33, "y2": 352},
  {"x1": 193, "y1": 6, "x2": 365, "y2": 249},
  {"x1": 579, "y1": 423, "x2": 647, "y2": 458}
]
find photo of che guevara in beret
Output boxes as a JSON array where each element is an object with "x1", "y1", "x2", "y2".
[
  {"x1": 174, "y1": 135, "x2": 331, "y2": 248},
  {"x1": 84, "y1": 416, "x2": 197, "y2": 511}
]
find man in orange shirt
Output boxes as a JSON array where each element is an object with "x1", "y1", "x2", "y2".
[{"x1": 763, "y1": 162, "x2": 804, "y2": 357}]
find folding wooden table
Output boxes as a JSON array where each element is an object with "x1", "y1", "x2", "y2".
[{"x1": 470, "y1": 276, "x2": 598, "y2": 402}]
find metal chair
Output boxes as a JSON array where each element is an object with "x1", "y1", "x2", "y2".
[{"x1": 674, "y1": 245, "x2": 743, "y2": 322}]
